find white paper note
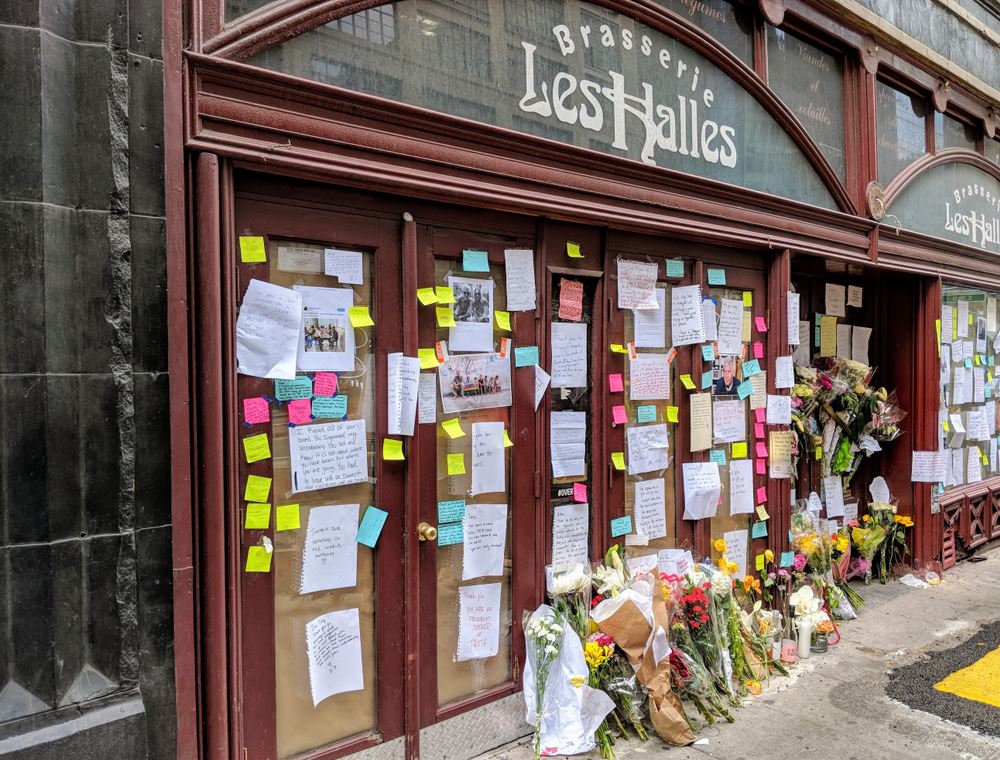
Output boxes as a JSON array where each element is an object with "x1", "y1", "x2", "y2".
[
  {"x1": 456, "y1": 582, "x2": 502, "y2": 661},
  {"x1": 723, "y1": 528, "x2": 748, "y2": 578},
  {"x1": 717, "y1": 298, "x2": 744, "y2": 356},
  {"x1": 448, "y1": 275, "x2": 495, "y2": 352},
  {"x1": 618, "y1": 259, "x2": 659, "y2": 309},
  {"x1": 534, "y1": 365, "x2": 551, "y2": 411},
  {"x1": 712, "y1": 399, "x2": 746, "y2": 443},
  {"x1": 551, "y1": 322, "x2": 588, "y2": 388},
  {"x1": 658, "y1": 548, "x2": 694, "y2": 577},
  {"x1": 418, "y1": 373, "x2": 437, "y2": 424},
  {"x1": 729, "y1": 459, "x2": 754, "y2": 515},
  {"x1": 463, "y1": 503, "x2": 507, "y2": 580},
  {"x1": 852, "y1": 326, "x2": 872, "y2": 365},
  {"x1": 626, "y1": 423, "x2": 669, "y2": 475},
  {"x1": 634, "y1": 288, "x2": 667, "y2": 348},
  {"x1": 306, "y1": 608, "x2": 364, "y2": 706},
  {"x1": 775, "y1": 356, "x2": 794, "y2": 389},
  {"x1": 690, "y1": 392, "x2": 712, "y2": 452},
  {"x1": 289, "y1": 420, "x2": 369, "y2": 493},
  {"x1": 295, "y1": 285, "x2": 357, "y2": 372},
  {"x1": 671, "y1": 285, "x2": 705, "y2": 346},
  {"x1": 300, "y1": 504, "x2": 359, "y2": 594},
  {"x1": 836, "y1": 324, "x2": 852, "y2": 359},
  {"x1": 825, "y1": 283, "x2": 846, "y2": 317},
  {"x1": 787, "y1": 291, "x2": 800, "y2": 345},
  {"x1": 682, "y1": 462, "x2": 721, "y2": 520},
  {"x1": 957, "y1": 301, "x2": 969, "y2": 338},
  {"x1": 236, "y1": 279, "x2": 302, "y2": 380},
  {"x1": 504, "y1": 249, "x2": 536, "y2": 312},
  {"x1": 550, "y1": 411, "x2": 586, "y2": 478},
  {"x1": 823, "y1": 476, "x2": 845, "y2": 518},
  {"x1": 793, "y1": 321, "x2": 811, "y2": 364},
  {"x1": 552, "y1": 503, "x2": 589, "y2": 567},
  {"x1": 629, "y1": 353, "x2": 670, "y2": 401},
  {"x1": 633, "y1": 478, "x2": 667, "y2": 539},
  {"x1": 941, "y1": 306, "x2": 953, "y2": 344},
  {"x1": 323, "y1": 248, "x2": 363, "y2": 284},
  {"x1": 911, "y1": 451, "x2": 947, "y2": 483},
  {"x1": 847, "y1": 285, "x2": 863, "y2": 308},
  {"x1": 471, "y1": 422, "x2": 506, "y2": 496},
  {"x1": 702, "y1": 299, "x2": 718, "y2": 342},
  {"x1": 388, "y1": 352, "x2": 420, "y2": 436},
  {"x1": 766, "y1": 394, "x2": 792, "y2": 425}
]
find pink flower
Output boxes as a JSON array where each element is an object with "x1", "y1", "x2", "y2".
[{"x1": 792, "y1": 553, "x2": 807, "y2": 571}]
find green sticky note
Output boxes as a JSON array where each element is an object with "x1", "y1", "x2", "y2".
[
  {"x1": 244, "y1": 502, "x2": 271, "y2": 530},
  {"x1": 463, "y1": 250, "x2": 490, "y2": 272},
  {"x1": 709, "y1": 449, "x2": 726, "y2": 465},
  {"x1": 701, "y1": 344, "x2": 715, "y2": 362},
  {"x1": 780, "y1": 551, "x2": 795, "y2": 568},
  {"x1": 438, "y1": 522, "x2": 464, "y2": 545},
  {"x1": 666, "y1": 260, "x2": 684, "y2": 278},
  {"x1": 637, "y1": 405, "x2": 657, "y2": 423},
  {"x1": 356, "y1": 506, "x2": 389, "y2": 548},
  {"x1": 701, "y1": 371, "x2": 713, "y2": 389},
  {"x1": 438, "y1": 499, "x2": 466, "y2": 523},
  {"x1": 275, "y1": 376, "x2": 313, "y2": 401},
  {"x1": 707, "y1": 268, "x2": 726, "y2": 286},
  {"x1": 515, "y1": 346, "x2": 539, "y2": 367},
  {"x1": 610, "y1": 515, "x2": 633, "y2": 537},
  {"x1": 751, "y1": 521, "x2": 768, "y2": 539},
  {"x1": 312, "y1": 395, "x2": 348, "y2": 419},
  {"x1": 737, "y1": 380, "x2": 754, "y2": 400}
]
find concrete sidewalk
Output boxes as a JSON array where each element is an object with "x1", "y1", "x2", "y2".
[{"x1": 479, "y1": 547, "x2": 1000, "y2": 760}]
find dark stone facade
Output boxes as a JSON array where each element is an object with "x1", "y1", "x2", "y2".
[{"x1": 0, "y1": 1, "x2": 172, "y2": 758}]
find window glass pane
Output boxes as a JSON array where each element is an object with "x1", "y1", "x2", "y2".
[
  {"x1": 876, "y1": 80, "x2": 928, "y2": 184},
  {"x1": 227, "y1": 0, "x2": 275, "y2": 21},
  {"x1": 766, "y1": 27, "x2": 845, "y2": 179},
  {"x1": 939, "y1": 286, "x2": 1000, "y2": 491},
  {"x1": 935, "y1": 113, "x2": 979, "y2": 152},
  {"x1": 246, "y1": 0, "x2": 837, "y2": 209},
  {"x1": 988, "y1": 138, "x2": 1000, "y2": 166},
  {"x1": 651, "y1": 0, "x2": 754, "y2": 64}
]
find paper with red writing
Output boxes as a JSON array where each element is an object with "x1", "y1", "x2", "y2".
[
  {"x1": 313, "y1": 372, "x2": 338, "y2": 396},
  {"x1": 456, "y1": 582, "x2": 502, "y2": 661},
  {"x1": 288, "y1": 399, "x2": 312, "y2": 425}
]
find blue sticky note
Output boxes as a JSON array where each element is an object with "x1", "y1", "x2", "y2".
[
  {"x1": 275, "y1": 376, "x2": 313, "y2": 401},
  {"x1": 751, "y1": 521, "x2": 768, "y2": 539},
  {"x1": 742, "y1": 359, "x2": 761, "y2": 377},
  {"x1": 988, "y1": 386, "x2": 994, "y2": 399},
  {"x1": 701, "y1": 371, "x2": 713, "y2": 389},
  {"x1": 788, "y1": 529, "x2": 793, "y2": 542},
  {"x1": 707, "y1": 268, "x2": 727, "y2": 286},
  {"x1": 463, "y1": 249, "x2": 490, "y2": 272},
  {"x1": 701, "y1": 344, "x2": 715, "y2": 362},
  {"x1": 312, "y1": 395, "x2": 348, "y2": 419},
  {"x1": 666, "y1": 260, "x2": 684, "y2": 278},
  {"x1": 737, "y1": 380, "x2": 754, "y2": 400},
  {"x1": 709, "y1": 449, "x2": 727, "y2": 465},
  {"x1": 780, "y1": 551, "x2": 795, "y2": 568},
  {"x1": 637, "y1": 405, "x2": 656, "y2": 423},
  {"x1": 964, "y1": 357, "x2": 973, "y2": 368},
  {"x1": 438, "y1": 499, "x2": 466, "y2": 523},
  {"x1": 989, "y1": 355, "x2": 996, "y2": 366},
  {"x1": 514, "y1": 346, "x2": 539, "y2": 367},
  {"x1": 356, "y1": 506, "x2": 389, "y2": 548},
  {"x1": 814, "y1": 313, "x2": 823, "y2": 348},
  {"x1": 438, "y1": 522, "x2": 464, "y2": 545},
  {"x1": 610, "y1": 515, "x2": 633, "y2": 537}
]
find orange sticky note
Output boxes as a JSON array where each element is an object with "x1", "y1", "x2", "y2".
[
  {"x1": 245, "y1": 545, "x2": 272, "y2": 572},
  {"x1": 243, "y1": 434, "x2": 271, "y2": 463},
  {"x1": 239, "y1": 236, "x2": 266, "y2": 263}
]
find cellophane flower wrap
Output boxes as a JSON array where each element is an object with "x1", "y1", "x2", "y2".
[{"x1": 548, "y1": 562, "x2": 592, "y2": 641}]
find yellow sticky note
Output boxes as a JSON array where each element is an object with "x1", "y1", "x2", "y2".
[
  {"x1": 815, "y1": 445, "x2": 823, "y2": 461},
  {"x1": 244, "y1": 502, "x2": 271, "y2": 530},
  {"x1": 756, "y1": 505, "x2": 770, "y2": 521},
  {"x1": 495, "y1": 311, "x2": 511, "y2": 331},
  {"x1": 442, "y1": 418, "x2": 465, "y2": 438},
  {"x1": 976, "y1": 355, "x2": 982, "y2": 366},
  {"x1": 349, "y1": 306, "x2": 374, "y2": 327},
  {"x1": 239, "y1": 236, "x2": 266, "y2": 263},
  {"x1": 243, "y1": 434, "x2": 271, "y2": 463},
  {"x1": 742, "y1": 291, "x2": 753, "y2": 307},
  {"x1": 611, "y1": 452, "x2": 625, "y2": 471},
  {"x1": 952, "y1": 307, "x2": 958, "y2": 340},
  {"x1": 417, "y1": 287, "x2": 438, "y2": 305},
  {"x1": 245, "y1": 546, "x2": 272, "y2": 573},
  {"x1": 436, "y1": 306, "x2": 456, "y2": 327},
  {"x1": 504, "y1": 430, "x2": 514, "y2": 448},
  {"x1": 244, "y1": 474, "x2": 271, "y2": 503},
  {"x1": 680, "y1": 374, "x2": 696, "y2": 390},
  {"x1": 567, "y1": 242, "x2": 584, "y2": 258},
  {"x1": 610, "y1": 343, "x2": 628, "y2": 354},
  {"x1": 383, "y1": 438, "x2": 405, "y2": 460},
  {"x1": 969, "y1": 312, "x2": 975, "y2": 325},
  {"x1": 989, "y1": 373, "x2": 994, "y2": 383},
  {"x1": 732, "y1": 441, "x2": 748, "y2": 458},
  {"x1": 418, "y1": 348, "x2": 439, "y2": 369},
  {"x1": 435, "y1": 286, "x2": 455, "y2": 304},
  {"x1": 755, "y1": 554, "x2": 766, "y2": 572},
  {"x1": 275, "y1": 504, "x2": 300, "y2": 531},
  {"x1": 447, "y1": 453, "x2": 466, "y2": 475},
  {"x1": 943, "y1": 419, "x2": 950, "y2": 432},
  {"x1": 666, "y1": 406, "x2": 680, "y2": 423}
]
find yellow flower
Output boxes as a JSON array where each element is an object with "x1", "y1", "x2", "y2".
[
  {"x1": 862, "y1": 514, "x2": 871, "y2": 523},
  {"x1": 764, "y1": 549, "x2": 775, "y2": 563},
  {"x1": 743, "y1": 575, "x2": 761, "y2": 594},
  {"x1": 714, "y1": 538, "x2": 727, "y2": 554},
  {"x1": 727, "y1": 561, "x2": 739, "y2": 575},
  {"x1": 570, "y1": 676, "x2": 586, "y2": 688},
  {"x1": 894, "y1": 515, "x2": 914, "y2": 527},
  {"x1": 717, "y1": 558, "x2": 730, "y2": 573}
]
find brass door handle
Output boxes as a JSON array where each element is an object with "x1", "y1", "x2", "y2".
[{"x1": 418, "y1": 522, "x2": 438, "y2": 542}]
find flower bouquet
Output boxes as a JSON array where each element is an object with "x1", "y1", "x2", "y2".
[
  {"x1": 584, "y1": 633, "x2": 618, "y2": 759},
  {"x1": 524, "y1": 609, "x2": 564, "y2": 759},
  {"x1": 848, "y1": 517, "x2": 886, "y2": 585},
  {"x1": 548, "y1": 563, "x2": 592, "y2": 640},
  {"x1": 867, "y1": 504, "x2": 913, "y2": 583}
]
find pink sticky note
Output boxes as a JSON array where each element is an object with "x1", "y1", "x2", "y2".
[
  {"x1": 612, "y1": 405, "x2": 627, "y2": 425},
  {"x1": 756, "y1": 486, "x2": 768, "y2": 504},
  {"x1": 609, "y1": 373, "x2": 624, "y2": 393},
  {"x1": 754, "y1": 422, "x2": 765, "y2": 439},
  {"x1": 755, "y1": 442, "x2": 769, "y2": 458},
  {"x1": 573, "y1": 482, "x2": 588, "y2": 503},
  {"x1": 755, "y1": 458, "x2": 767, "y2": 475},
  {"x1": 755, "y1": 316, "x2": 768, "y2": 332},
  {"x1": 754, "y1": 408, "x2": 766, "y2": 424},
  {"x1": 288, "y1": 399, "x2": 312, "y2": 425},
  {"x1": 313, "y1": 372, "x2": 338, "y2": 397},
  {"x1": 558, "y1": 279, "x2": 584, "y2": 322},
  {"x1": 243, "y1": 397, "x2": 270, "y2": 425},
  {"x1": 753, "y1": 341, "x2": 764, "y2": 359}
]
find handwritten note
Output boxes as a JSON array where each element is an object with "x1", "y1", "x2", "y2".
[
  {"x1": 558, "y1": 278, "x2": 584, "y2": 321},
  {"x1": 552, "y1": 503, "x2": 589, "y2": 566},
  {"x1": 682, "y1": 462, "x2": 721, "y2": 520},
  {"x1": 245, "y1": 545, "x2": 272, "y2": 572},
  {"x1": 671, "y1": 285, "x2": 705, "y2": 346},
  {"x1": 456, "y1": 583, "x2": 502, "y2": 661},
  {"x1": 300, "y1": 503, "x2": 359, "y2": 594},
  {"x1": 825, "y1": 283, "x2": 846, "y2": 317},
  {"x1": 766, "y1": 394, "x2": 791, "y2": 425},
  {"x1": 690, "y1": 392, "x2": 712, "y2": 452},
  {"x1": 626, "y1": 423, "x2": 669, "y2": 475},
  {"x1": 387, "y1": 352, "x2": 420, "y2": 436},
  {"x1": 305, "y1": 608, "x2": 364, "y2": 706},
  {"x1": 289, "y1": 420, "x2": 368, "y2": 493},
  {"x1": 244, "y1": 474, "x2": 272, "y2": 503},
  {"x1": 276, "y1": 503, "x2": 300, "y2": 531},
  {"x1": 911, "y1": 451, "x2": 947, "y2": 483},
  {"x1": 243, "y1": 433, "x2": 271, "y2": 463},
  {"x1": 418, "y1": 373, "x2": 437, "y2": 424},
  {"x1": 275, "y1": 376, "x2": 312, "y2": 401},
  {"x1": 313, "y1": 395, "x2": 347, "y2": 419},
  {"x1": 787, "y1": 291, "x2": 801, "y2": 345},
  {"x1": 243, "y1": 397, "x2": 270, "y2": 425},
  {"x1": 504, "y1": 249, "x2": 536, "y2": 311},
  {"x1": 629, "y1": 353, "x2": 670, "y2": 400},
  {"x1": 712, "y1": 399, "x2": 746, "y2": 444},
  {"x1": 717, "y1": 298, "x2": 744, "y2": 356},
  {"x1": 463, "y1": 504, "x2": 508, "y2": 580},
  {"x1": 634, "y1": 288, "x2": 667, "y2": 348},
  {"x1": 244, "y1": 503, "x2": 270, "y2": 530},
  {"x1": 618, "y1": 259, "x2": 659, "y2": 309},
  {"x1": 515, "y1": 345, "x2": 539, "y2": 367},
  {"x1": 551, "y1": 322, "x2": 588, "y2": 388},
  {"x1": 239, "y1": 236, "x2": 267, "y2": 263},
  {"x1": 729, "y1": 459, "x2": 754, "y2": 515},
  {"x1": 356, "y1": 506, "x2": 388, "y2": 548},
  {"x1": 550, "y1": 411, "x2": 586, "y2": 478},
  {"x1": 324, "y1": 249, "x2": 363, "y2": 284},
  {"x1": 634, "y1": 478, "x2": 667, "y2": 539},
  {"x1": 471, "y1": 422, "x2": 506, "y2": 496},
  {"x1": 288, "y1": 399, "x2": 312, "y2": 425},
  {"x1": 610, "y1": 515, "x2": 633, "y2": 537},
  {"x1": 236, "y1": 279, "x2": 302, "y2": 380}
]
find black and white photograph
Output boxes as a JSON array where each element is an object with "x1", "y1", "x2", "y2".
[
  {"x1": 438, "y1": 352, "x2": 512, "y2": 413},
  {"x1": 447, "y1": 275, "x2": 495, "y2": 351}
]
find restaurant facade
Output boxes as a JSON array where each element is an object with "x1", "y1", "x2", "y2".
[{"x1": 162, "y1": 1, "x2": 1000, "y2": 759}]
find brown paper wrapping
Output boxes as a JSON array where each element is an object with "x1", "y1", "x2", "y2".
[{"x1": 594, "y1": 600, "x2": 651, "y2": 664}]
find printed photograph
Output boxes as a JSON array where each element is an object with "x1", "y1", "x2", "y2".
[
  {"x1": 712, "y1": 355, "x2": 741, "y2": 396},
  {"x1": 452, "y1": 278, "x2": 492, "y2": 323},
  {"x1": 303, "y1": 313, "x2": 348, "y2": 354},
  {"x1": 438, "y1": 352, "x2": 512, "y2": 413}
]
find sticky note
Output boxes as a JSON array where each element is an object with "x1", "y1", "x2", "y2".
[
  {"x1": 244, "y1": 503, "x2": 271, "y2": 530},
  {"x1": 709, "y1": 449, "x2": 726, "y2": 465},
  {"x1": 637, "y1": 405, "x2": 656, "y2": 423},
  {"x1": 442, "y1": 418, "x2": 465, "y2": 438},
  {"x1": 780, "y1": 551, "x2": 794, "y2": 568},
  {"x1": 610, "y1": 343, "x2": 629, "y2": 354},
  {"x1": 243, "y1": 434, "x2": 271, "y2": 463},
  {"x1": 680, "y1": 374, "x2": 696, "y2": 390},
  {"x1": 756, "y1": 486, "x2": 768, "y2": 504},
  {"x1": 435, "y1": 286, "x2": 455, "y2": 304},
  {"x1": 756, "y1": 505, "x2": 770, "y2": 521},
  {"x1": 755, "y1": 554, "x2": 766, "y2": 571},
  {"x1": 964, "y1": 357, "x2": 973, "y2": 368},
  {"x1": 567, "y1": 241, "x2": 584, "y2": 258},
  {"x1": 438, "y1": 522, "x2": 464, "y2": 545},
  {"x1": 514, "y1": 346, "x2": 539, "y2": 367},
  {"x1": 275, "y1": 504, "x2": 300, "y2": 531},
  {"x1": 243, "y1": 397, "x2": 270, "y2": 424},
  {"x1": 447, "y1": 453, "x2": 466, "y2": 475},
  {"x1": 707, "y1": 268, "x2": 727, "y2": 286},
  {"x1": 742, "y1": 358, "x2": 761, "y2": 377},
  {"x1": 244, "y1": 475, "x2": 272, "y2": 503},
  {"x1": 313, "y1": 395, "x2": 347, "y2": 419},
  {"x1": 666, "y1": 260, "x2": 684, "y2": 278},
  {"x1": 383, "y1": 438, "x2": 405, "y2": 460},
  {"x1": 504, "y1": 430, "x2": 514, "y2": 448},
  {"x1": 313, "y1": 372, "x2": 338, "y2": 397},
  {"x1": 356, "y1": 506, "x2": 389, "y2": 548},
  {"x1": 438, "y1": 500, "x2": 466, "y2": 522},
  {"x1": 754, "y1": 422, "x2": 765, "y2": 439},
  {"x1": 755, "y1": 442, "x2": 769, "y2": 458},
  {"x1": 349, "y1": 306, "x2": 374, "y2": 327},
  {"x1": 751, "y1": 521, "x2": 768, "y2": 539},
  {"x1": 815, "y1": 446, "x2": 822, "y2": 461},
  {"x1": 975, "y1": 355, "x2": 982, "y2": 366},
  {"x1": 609, "y1": 373, "x2": 624, "y2": 392},
  {"x1": 495, "y1": 311, "x2": 511, "y2": 331},
  {"x1": 419, "y1": 348, "x2": 440, "y2": 369},
  {"x1": 754, "y1": 407, "x2": 766, "y2": 424},
  {"x1": 610, "y1": 515, "x2": 633, "y2": 537},
  {"x1": 737, "y1": 380, "x2": 754, "y2": 399},
  {"x1": 463, "y1": 249, "x2": 490, "y2": 272},
  {"x1": 573, "y1": 482, "x2": 588, "y2": 502},
  {"x1": 275, "y1": 376, "x2": 312, "y2": 401},
  {"x1": 611, "y1": 452, "x2": 625, "y2": 470},
  {"x1": 732, "y1": 441, "x2": 747, "y2": 458},
  {"x1": 417, "y1": 287, "x2": 438, "y2": 305},
  {"x1": 742, "y1": 291, "x2": 753, "y2": 307},
  {"x1": 753, "y1": 341, "x2": 764, "y2": 359},
  {"x1": 612, "y1": 405, "x2": 627, "y2": 425},
  {"x1": 697, "y1": 370, "x2": 710, "y2": 390},
  {"x1": 239, "y1": 236, "x2": 267, "y2": 263},
  {"x1": 701, "y1": 344, "x2": 715, "y2": 361},
  {"x1": 755, "y1": 316, "x2": 768, "y2": 333},
  {"x1": 666, "y1": 406, "x2": 679, "y2": 423},
  {"x1": 436, "y1": 306, "x2": 456, "y2": 327},
  {"x1": 245, "y1": 546, "x2": 272, "y2": 572},
  {"x1": 287, "y1": 398, "x2": 312, "y2": 425},
  {"x1": 755, "y1": 458, "x2": 767, "y2": 474}
]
